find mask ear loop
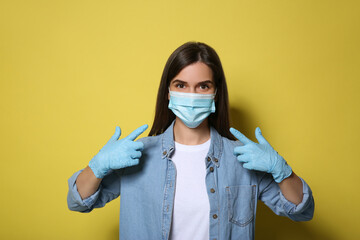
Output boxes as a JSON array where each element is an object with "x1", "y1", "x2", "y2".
[{"x1": 213, "y1": 88, "x2": 218, "y2": 102}]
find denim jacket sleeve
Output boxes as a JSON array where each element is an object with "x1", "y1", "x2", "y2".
[
  {"x1": 257, "y1": 172, "x2": 315, "y2": 221},
  {"x1": 67, "y1": 169, "x2": 121, "y2": 213}
]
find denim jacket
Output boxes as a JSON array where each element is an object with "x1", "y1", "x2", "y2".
[{"x1": 67, "y1": 121, "x2": 314, "y2": 240}]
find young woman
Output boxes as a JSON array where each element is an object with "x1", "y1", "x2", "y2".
[{"x1": 67, "y1": 42, "x2": 314, "y2": 240}]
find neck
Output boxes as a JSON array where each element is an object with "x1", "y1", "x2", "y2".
[{"x1": 173, "y1": 118, "x2": 211, "y2": 145}]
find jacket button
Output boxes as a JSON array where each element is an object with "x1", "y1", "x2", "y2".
[
  {"x1": 214, "y1": 158, "x2": 218, "y2": 162},
  {"x1": 210, "y1": 167, "x2": 214, "y2": 172},
  {"x1": 207, "y1": 157, "x2": 211, "y2": 162},
  {"x1": 213, "y1": 214, "x2": 218, "y2": 219},
  {"x1": 210, "y1": 188, "x2": 215, "y2": 193},
  {"x1": 163, "y1": 151, "x2": 167, "y2": 155}
]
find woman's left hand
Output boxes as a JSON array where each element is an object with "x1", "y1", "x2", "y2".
[{"x1": 230, "y1": 127, "x2": 293, "y2": 183}]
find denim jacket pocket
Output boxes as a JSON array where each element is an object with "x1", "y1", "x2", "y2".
[{"x1": 226, "y1": 185, "x2": 256, "y2": 227}]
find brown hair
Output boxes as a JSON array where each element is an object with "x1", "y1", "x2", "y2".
[{"x1": 148, "y1": 41, "x2": 235, "y2": 140}]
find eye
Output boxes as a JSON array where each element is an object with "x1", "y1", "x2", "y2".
[
  {"x1": 176, "y1": 83, "x2": 185, "y2": 89},
  {"x1": 199, "y1": 84, "x2": 210, "y2": 90}
]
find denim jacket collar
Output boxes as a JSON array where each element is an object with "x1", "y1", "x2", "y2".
[{"x1": 161, "y1": 120, "x2": 223, "y2": 168}]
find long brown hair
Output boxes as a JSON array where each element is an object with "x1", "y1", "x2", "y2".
[{"x1": 149, "y1": 41, "x2": 235, "y2": 140}]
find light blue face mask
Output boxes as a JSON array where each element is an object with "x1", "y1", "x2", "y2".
[{"x1": 168, "y1": 89, "x2": 216, "y2": 128}]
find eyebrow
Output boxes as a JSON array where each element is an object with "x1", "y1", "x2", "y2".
[{"x1": 171, "y1": 79, "x2": 214, "y2": 85}]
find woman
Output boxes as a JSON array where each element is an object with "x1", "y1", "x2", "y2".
[{"x1": 67, "y1": 42, "x2": 314, "y2": 240}]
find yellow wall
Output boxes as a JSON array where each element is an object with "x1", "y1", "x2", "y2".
[{"x1": 1, "y1": 0, "x2": 359, "y2": 239}]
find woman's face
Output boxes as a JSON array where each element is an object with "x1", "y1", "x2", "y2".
[{"x1": 169, "y1": 62, "x2": 216, "y2": 95}]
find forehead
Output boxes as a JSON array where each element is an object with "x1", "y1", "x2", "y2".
[{"x1": 171, "y1": 62, "x2": 214, "y2": 83}]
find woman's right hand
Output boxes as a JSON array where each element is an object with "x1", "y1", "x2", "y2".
[{"x1": 88, "y1": 124, "x2": 148, "y2": 179}]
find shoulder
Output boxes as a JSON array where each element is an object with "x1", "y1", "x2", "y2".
[
  {"x1": 222, "y1": 137, "x2": 243, "y2": 147},
  {"x1": 209, "y1": 127, "x2": 243, "y2": 156},
  {"x1": 137, "y1": 134, "x2": 162, "y2": 148},
  {"x1": 210, "y1": 127, "x2": 243, "y2": 149},
  {"x1": 220, "y1": 137, "x2": 242, "y2": 161},
  {"x1": 220, "y1": 135, "x2": 244, "y2": 152}
]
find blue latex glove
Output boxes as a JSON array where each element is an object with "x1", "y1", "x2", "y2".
[
  {"x1": 230, "y1": 127, "x2": 292, "y2": 183},
  {"x1": 89, "y1": 124, "x2": 148, "y2": 178}
]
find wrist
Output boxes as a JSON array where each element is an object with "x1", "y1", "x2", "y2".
[
  {"x1": 89, "y1": 155, "x2": 107, "y2": 179},
  {"x1": 272, "y1": 156, "x2": 293, "y2": 183}
]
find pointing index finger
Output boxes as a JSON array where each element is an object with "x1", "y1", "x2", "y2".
[
  {"x1": 230, "y1": 127, "x2": 252, "y2": 145},
  {"x1": 125, "y1": 124, "x2": 149, "y2": 141}
]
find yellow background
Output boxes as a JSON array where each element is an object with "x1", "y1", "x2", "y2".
[{"x1": 1, "y1": 0, "x2": 359, "y2": 239}]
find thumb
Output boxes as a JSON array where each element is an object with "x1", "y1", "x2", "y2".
[
  {"x1": 107, "y1": 126, "x2": 121, "y2": 143},
  {"x1": 255, "y1": 127, "x2": 269, "y2": 145}
]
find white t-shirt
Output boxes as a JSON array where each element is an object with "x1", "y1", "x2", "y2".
[{"x1": 170, "y1": 139, "x2": 211, "y2": 240}]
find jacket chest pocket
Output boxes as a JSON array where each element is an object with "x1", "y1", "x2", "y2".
[{"x1": 226, "y1": 185, "x2": 256, "y2": 227}]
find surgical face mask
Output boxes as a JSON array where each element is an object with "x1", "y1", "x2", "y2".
[{"x1": 168, "y1": 89, "x2": 216, "y2": 128}]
